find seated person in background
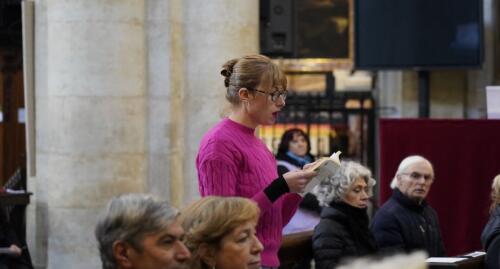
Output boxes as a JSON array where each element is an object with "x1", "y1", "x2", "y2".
[
  {"x1": 94, "y1": 193, "x2": 190, "y2": 269},
  {"x1": 371, "y1": 155, "x2": 445, "y2": 257},
  {"x1": 277, "y1": 128, "x2": 320, "y2": 235},
  {"x1": 481, "y1": 174, "x2": 500, "y2": 269},
  {"x1": 276, "y1": 128, "x2": 314, "y2": 177},
  {"x1": 180, "y1": 196, "x2": 263, "y2": 269},
  {"x1": 312, "y1": 161, "x2": 378, "y2": 269},
  {"x1": 0, "y1": 207, "x2": 32, "y2": 269}
]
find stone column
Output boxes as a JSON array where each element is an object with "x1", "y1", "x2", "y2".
[
  {"x1": 181, "y1": 0, "x2": 259, "y2": 204},
  {"x1": 29, "y1": 0, "x2": 260, "y2": 268},
  {"x1": 144, "y1": 0, "x2": 259, "y2": 207},
  {"x1": 376, "y1": 71, "x2": 404, "y2": 118},
  {"x1": 467, "y1": 0, "x2": 495, "y2": 118},
  {"x1": 37, "y1": 1, "x2": 148, "y2": 268}
]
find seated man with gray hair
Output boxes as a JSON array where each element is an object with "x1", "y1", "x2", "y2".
[
  {"x1": 371, "y1": 155, "x2": 445, "y2": 257},
  {"x1": 95, "y1": 193, "x2": 191, "y2": 269}
]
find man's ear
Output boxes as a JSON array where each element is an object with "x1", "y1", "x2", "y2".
[
  {"x1": 395, "y1": 174, "x2": 403, "y2": 186},
  {"x1": 238, "y1": 88, "x2": 252, "y2": 103},
  {"x1": 112, "y1": 241, "x2": 134, "y2": 268},
  {"x1": 198, "y1": 243, "x2": 217, "y2": 268}
]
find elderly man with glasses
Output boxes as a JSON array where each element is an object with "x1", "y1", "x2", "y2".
[{"x1": 371, "y1": 155, "x2": 446, "y2": 257}]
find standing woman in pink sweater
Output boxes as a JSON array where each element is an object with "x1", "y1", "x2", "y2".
[{"x1": 196, "y1": 54, "x2": 317, "y2": 269}]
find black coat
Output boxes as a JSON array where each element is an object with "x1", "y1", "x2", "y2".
[
  {"x1": 481, "y1": 206, "x2": 500, "y2": 250},
  {"x1": 0, "y1": 209, "x2": 18, "y2": 248},
  {"x1": 481, "y1": 206, "x2": 500, "y2": 269},
  {"x1": 313, "y1": 202, "x2": 377, "y2": 269},
  {"x1": 370, "y1": 189, "x2": 446, "y2": 257}
]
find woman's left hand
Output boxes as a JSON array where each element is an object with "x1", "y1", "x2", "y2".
[{"x1": 283, "y1": 169, "x2": 317, "y2": 193}]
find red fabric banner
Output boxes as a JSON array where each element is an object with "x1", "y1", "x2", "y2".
[{"x1": 379, "y1": 119, "x2": 500, "y2": 256}]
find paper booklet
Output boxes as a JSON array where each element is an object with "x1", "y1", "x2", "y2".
[{"x1": 300, "y1": 151, "x2": 342, "y2": 196}]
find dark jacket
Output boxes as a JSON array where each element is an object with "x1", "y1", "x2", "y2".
[
  {"x1": 371, "y1": 189, "x2": 446, "y2": 257},
  {"x1": 313, "y1": 202, "x2": 377, "y2": 269},
  {"x1": 0, "y1": 209, "x2": 18, "y2": 248},
  {"x1": 481, "y1": 205, "x2": 500, "y2": 250},
  {"x1": 276, "y1": 153, "x2": 312, "y2": 177},
  {"x1": 481, "y1": 206, "x2": 500, "y2": 269}
]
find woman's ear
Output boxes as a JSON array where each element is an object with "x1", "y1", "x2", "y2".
[
  {"x1": 198, "y1": 243, "x2": 217, "y2": 268},
  {"x1": 238, "y1": 88, "x2": 252, "y2": 103},
  {"x1": 112, "y1": 241, "x2": 134, "y2": 268}
]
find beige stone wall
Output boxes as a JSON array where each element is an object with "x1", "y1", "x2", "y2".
[
  {"x1": 181, "y1": 0, "x2": 259, "y2": 205},
  {"x1": 41, "y1": 1, "x2": 148, "y2": 268},
  {"x1": 28, "y1": 0, "x2": 258, "y2": 268}
]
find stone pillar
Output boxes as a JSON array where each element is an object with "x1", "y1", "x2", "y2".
[
  {"x1": 28, "y1": 0, "x2": 260, "y2": 268},
  {"x1": 467, "y1": 0, "x2": 495, "y2": 118},
  {"x1": 376, "y1": 71, "x2": 404, "y2": 118},
  {"x1": 145, "y1": 0, "x2": 259, "y2": 207},
  {"x1": 181, "y1": 0, "x2": 259, "y2": 204},
  {"x1": 35, "y1": 1, "x2": 148, "y2": 268}
]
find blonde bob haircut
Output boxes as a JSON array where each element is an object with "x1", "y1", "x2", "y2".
[
  {"x1": 180, "y1": 196, "x2": 260, "y2": 269},
  {"x1": 490, "y1": 174, "x2": 500, "y2": 213}
]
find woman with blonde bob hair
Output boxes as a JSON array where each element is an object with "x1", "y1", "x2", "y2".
[
  {"x1": 180, "y1": 196, "x2": 263, "y2": 269},
  {"x1": 481, "y1": 174, "x2": 500, "y2": 269},
  {"x1": 312, "y1": 161, "x2": 378, "y2": 269}
]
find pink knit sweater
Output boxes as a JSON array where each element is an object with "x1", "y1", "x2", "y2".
[{"x1": 196, "y1": 118, "x2": 302, "y2": 267}]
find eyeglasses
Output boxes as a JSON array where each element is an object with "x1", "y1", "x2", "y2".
[
  {"x1": 252, "y1": 88, "x2": 288, "y2": 102},
  {"x1": 401, "y1": 172, "x2": 434, "y2": 181}
]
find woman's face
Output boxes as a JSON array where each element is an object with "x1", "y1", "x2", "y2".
[
  {"x1": 213, "y1": 221, "x2": 263, "y2": 269},
  {"x1": 288, "y1": 133, "x2": 308, "y2": 157},
  {"x1": 245, "y1": 84, "x2": 286, "y2": 127},
  {"x1": 343, "y1": 177, "x2": 371, "y2": 208}
]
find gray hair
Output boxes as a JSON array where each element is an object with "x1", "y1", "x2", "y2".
[
  {"x1": 390, "y1": 155, "x2": 433, "y2": 189},
  {"x1": 313, "y1": 161, "x2": 376, "y2": 206},
  {"x1": 95, "y1": 193, "x2": 178, "y2": 269}
]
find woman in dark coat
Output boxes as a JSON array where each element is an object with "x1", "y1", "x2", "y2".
[
  {"x1": 481, "y1": 174, "x2": 500, "y2": 269},
  {"x1": 312, "y1": 161, "x2": 377, "y2": 269},
  {"x1": 276, "y1": 128, "x2": 315, "y2": 177}
]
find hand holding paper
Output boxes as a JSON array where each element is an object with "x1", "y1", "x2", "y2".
[
  {"x1": 283, "y1": 168, "x2": 318, "y2": 193},
  {"x1": 301, "y1": 151, "x2": 342, "y2": 195}
]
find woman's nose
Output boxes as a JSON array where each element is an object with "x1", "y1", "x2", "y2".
[
  {"x1": 252, "y1": 236, "x2": 264, "y2": 254},
  {"x1": 275, "y1": 95, "x2": 286, "y2": 107},
  {"x1": 175, "y1": 241, "x2": 191, "y2": 261},
  {"x1": 361, "y1": 191, "x2": 369, "y2": 199}
]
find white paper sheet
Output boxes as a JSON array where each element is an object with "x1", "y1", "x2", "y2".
[
  {"x1": 462, "y1": 251, "x2": 486, "y2": 257},
  {"x1": 426, "y1": 257, "x2": 467, "y2": 263}
]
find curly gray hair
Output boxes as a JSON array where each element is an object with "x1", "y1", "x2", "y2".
[{"x1": 313, "y1": 161, "x2": 376, "y2": 206}]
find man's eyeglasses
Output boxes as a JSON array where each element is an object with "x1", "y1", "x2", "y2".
[
  {"x1": 401, "y1": 172, "x2": 434, "y2": 181},
  {"x1": 251, "y1": 88, "x2": 288, "y2": 102}
]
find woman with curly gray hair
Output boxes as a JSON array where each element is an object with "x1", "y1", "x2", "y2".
[{"x1": 312, "y1": 161, "x2": 378, "y2": 269}]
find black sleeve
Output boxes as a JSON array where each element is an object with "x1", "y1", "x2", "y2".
[
  {"x1": 263, "y1": 176, "x2": 290, "y2": 202},
  {"x1": 277, "y1": 165, "x2": 289, "y2": 178}
]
